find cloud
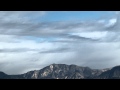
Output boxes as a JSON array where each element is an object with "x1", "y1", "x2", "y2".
[
  {"x1": 39, "y1": 47, "x2": 71, "y2": 53},
  {"x1": 0, "y1": 48, "x2": 38, "y2": 53},
  {"x1": 1, "y1": 11, "x2": 120, "y2": 74}
]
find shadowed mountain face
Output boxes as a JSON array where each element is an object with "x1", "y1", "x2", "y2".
[
  {"x1": 0, "y1": 72, "x2": 11, "y2": 79},
  {"x1": 0, "y1": 64, "x2": 120, "y2": 79},
  {"x1": 98, "y1": 66, "x2": 120, "y2": 79}
]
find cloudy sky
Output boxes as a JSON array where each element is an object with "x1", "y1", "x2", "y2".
[{"x1": 0, "y1": 11, "x2": 120, "y2": 75}]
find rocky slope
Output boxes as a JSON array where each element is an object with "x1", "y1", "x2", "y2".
[
  {"x1": 1, "y1": 64, "x2": 120, "y2": 79},
  {"x1": 22, "y1": 64, "x2": 103, "y2": 79},
  {"x1": 97, "y1": 66, "x2": 120, "y2": 79}
]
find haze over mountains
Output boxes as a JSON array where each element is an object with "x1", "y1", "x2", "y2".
[{"x1": 0, "y1": 64, "x2": 120, "y2": 79}]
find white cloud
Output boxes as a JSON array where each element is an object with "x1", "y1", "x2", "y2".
[
  {"x1": 70, "y1": 31, "x2": 107, "y2": 39},
  {"x1": 0, "y1": 11, "x2": 47, "y2": 23},
  {"x1": 105, "y1": 18, "x2": 117, "y2": 27}
]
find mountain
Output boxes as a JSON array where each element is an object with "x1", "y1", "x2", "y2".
[
  {"x1": 97, "y1": 66, "x2": 120, "y2": 79},
  {"x1": 0, "y1": 64, "x2": 120, "y2": 79},
  {"x1": 0, "y1": 72, "x2": 11, "y2": 79},
  {"x1": 22, "y1": 64, "x2": 103, "y2": 79}
]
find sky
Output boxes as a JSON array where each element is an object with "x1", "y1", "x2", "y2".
[{"x1": 0, "y1": 11, "x2": 120, "y2": 74}]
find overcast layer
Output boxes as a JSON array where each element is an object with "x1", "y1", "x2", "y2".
[{"x1": 0, "y1": 11, "x2": 120, "y2": 74}]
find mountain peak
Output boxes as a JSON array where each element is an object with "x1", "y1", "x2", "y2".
[{"x1": 1, "y1": 64, "x2": 120, "y2": 79}]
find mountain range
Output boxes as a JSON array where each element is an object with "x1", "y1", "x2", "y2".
[{"x1": 0, "y1": 64, "x2": 120, "y2": 79}]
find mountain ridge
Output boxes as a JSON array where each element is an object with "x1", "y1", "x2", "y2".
[{"x1": 0, "y1": 64, "x2": 120, "y2": 79}]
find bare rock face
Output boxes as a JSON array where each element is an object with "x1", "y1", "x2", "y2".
[
  {"x1": 1, "y1": 64, "x2": 120, "y2": 79},
  {"x1": 0, "y1": 64, "x2": 103, "y2": 79}
]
